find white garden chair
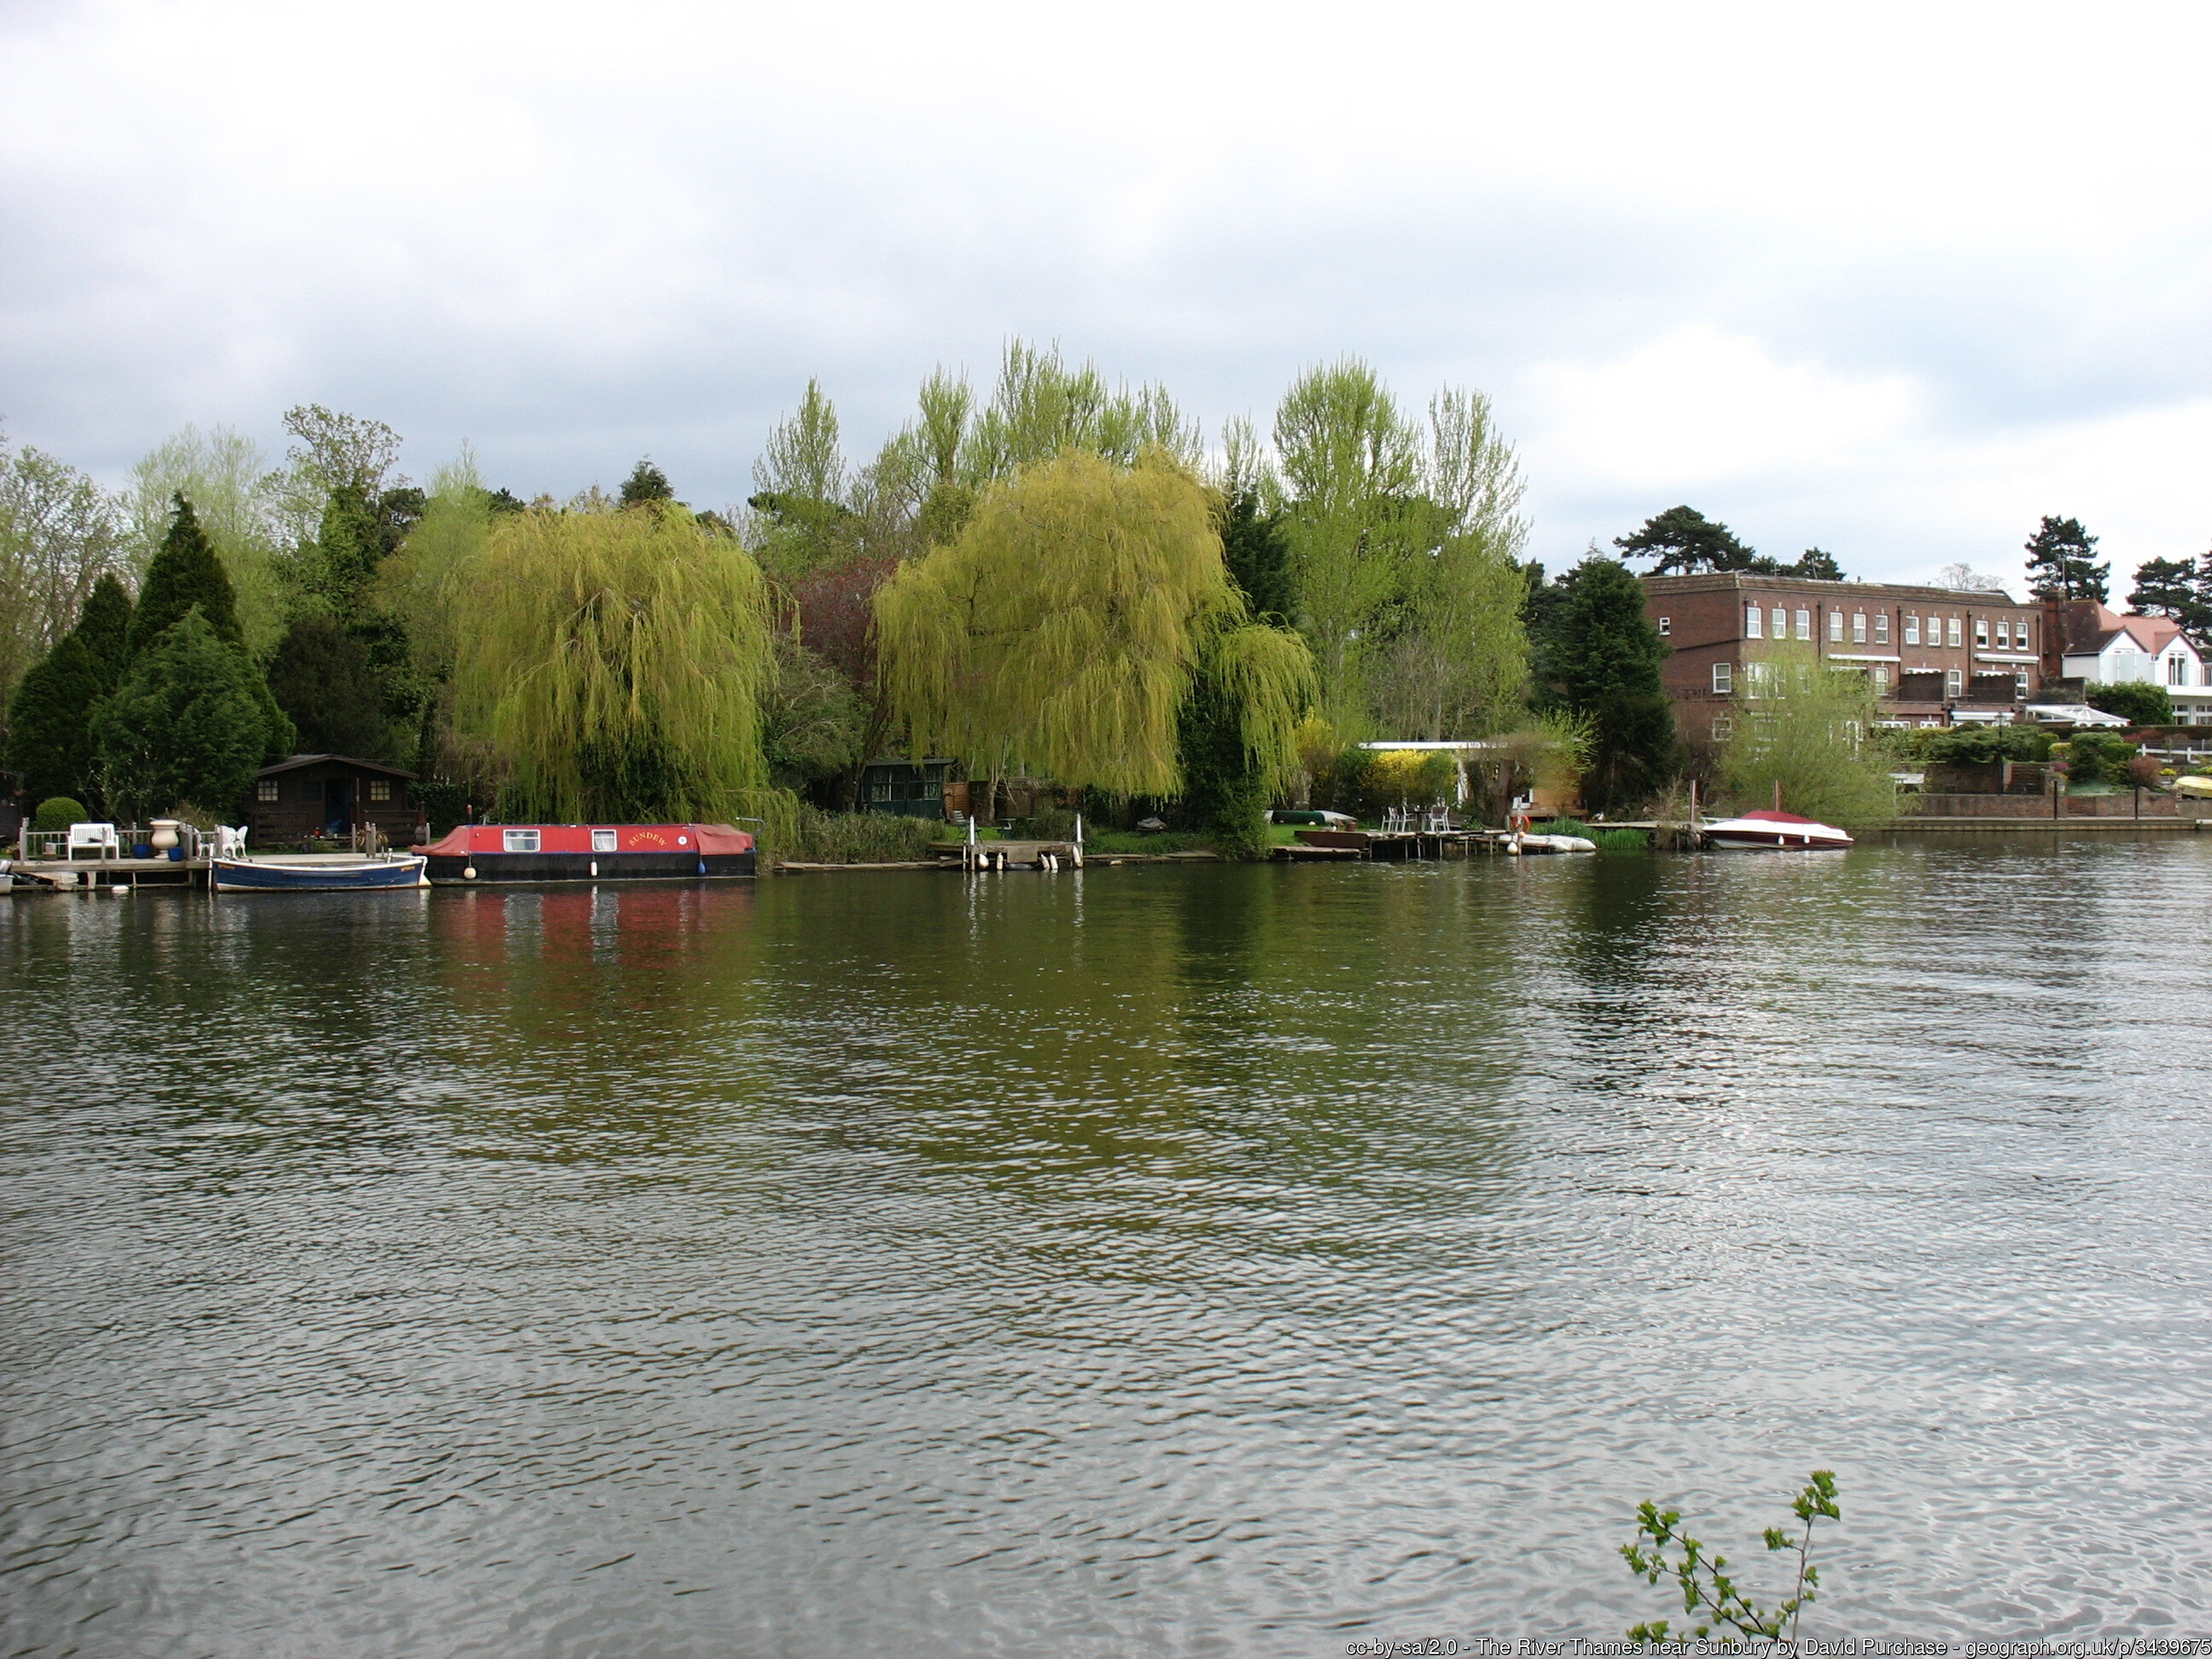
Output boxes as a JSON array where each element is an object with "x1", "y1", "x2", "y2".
[{"x1": 210, "y1": 825, "x2": 247, "y2": 858}]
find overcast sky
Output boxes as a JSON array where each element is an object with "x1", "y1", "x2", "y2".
[{"x1": 4, "y1": 2, "x2": 2209, "y2": 589}]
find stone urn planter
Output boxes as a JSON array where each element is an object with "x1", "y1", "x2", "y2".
[{"x1": 148, "y1": 820, "x2": 181, "y2": 855}]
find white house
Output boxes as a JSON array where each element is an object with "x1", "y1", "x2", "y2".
[{"x1": 2059, "y1": 602, "x2": 2212, "y2": 723}]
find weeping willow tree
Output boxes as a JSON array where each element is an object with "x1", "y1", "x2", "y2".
[
  {"x1": 875, "y1": 448, "x2": 1312, "y2": 807},
  {"x1": 453, "y1": 504, "x2": 777, "y2": 821}
]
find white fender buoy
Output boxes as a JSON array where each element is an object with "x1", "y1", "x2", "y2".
[{"x1": 463, "y1": 865, "x2": 478, "y2": 880}]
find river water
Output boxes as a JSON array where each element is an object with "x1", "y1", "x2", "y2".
[{"x1": 3, "y1": 838, "x2": 2209, "y2": 1656}]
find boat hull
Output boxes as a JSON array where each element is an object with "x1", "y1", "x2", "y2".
[
  {"x1": 1702, "y1": 824, "x2": 1853, "y2": 850},
  {"x1": 423, "y1": 850, "x2": 757, "y2": 884},
  {"x1": 213, "y1": 855, "x2": 430, "y2": 891}
]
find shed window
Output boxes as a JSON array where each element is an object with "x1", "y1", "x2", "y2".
[
  {"x1": 1906, "y1": 615, "x2": 1921, "y2": 645},
  {"x1": 593, "y1": 830, "x2": 618, "y2": 852},
  {"x1": 503, "y1": 830, "x2": 541, "y2": 853},
  {"x1": 1828, "y1": 611, "x2": 1843, "y2": 643},
  {"x1": 1713, "y1": 662, "x2": 1733, "y2": 695},
  {"x1": 1656, "y1": 615, "x2": 1671, "y2": 637},
  {"x1": 1745, "y1": 603, "x2": 1762, "y2": 638},
  {"x1": 368, "y1": 778, "x2": 392, "y2": 802},
  {"x1": 256, "y1": 780, "x2": 279, "y2": 802}
]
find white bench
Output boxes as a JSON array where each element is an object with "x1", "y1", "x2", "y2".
[{"x1": 66, "y1": 823, "x2": 119, "y2": 861}]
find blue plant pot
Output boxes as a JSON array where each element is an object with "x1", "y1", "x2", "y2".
[{"x1": 132, "y1": 843, "x2": 153, "y2": 858}]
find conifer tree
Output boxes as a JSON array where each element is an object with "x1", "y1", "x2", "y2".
[
  {"x1": 2023, "y1": 515, "x2": 2108, "y2": 602},
  {"x1": 1539, "y1": 556, "x2": 1679, "y2": 812},
  {"x1": 620, "y1": 458, "x2": 676, "y2": 507},
  {"x1": 73, "y1": 573, "x2": 134, "y2": 690},
  {"x1": 1220, "y1": 490, "x2": 1295, "y2": 625},
  {"x1": 93, "y1": 608, "x2": 279, "y2": 819},
  {"x1": 265, "y1": 615, "x2": 387, "y2": 756},
  {"x1": 3, "y1": 632, "x2": 104, "y2": 805},
  {"x1": 129, "y1": 496, "x2": 243, "y2": 656}
]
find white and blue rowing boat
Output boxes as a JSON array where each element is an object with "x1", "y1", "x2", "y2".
[{"x1": 211, "y1": 853, "x2": 429, "y2": 892}]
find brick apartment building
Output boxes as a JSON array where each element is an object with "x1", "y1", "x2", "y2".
[{"x1": 1639, "y1": 573, "x2": 2045, "y2": 745}]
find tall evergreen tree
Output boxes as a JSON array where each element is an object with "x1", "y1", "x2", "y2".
[
  {"x1": 1540, "y1": 556, "x2": 1679, "y2": 812},
  {"x1": 620, "y1": 458, "x2": 675, "y2": 506},
  {"x1": 2023, "y1": 515, "x2": 2108, "y2": 602},
  {"x1": 3, "y1": 633, "x2": 104, "y2": 806},
  {"x1": 93, "y1": 608, "x2": 283, "y2": 818},
  {"x1": 2128, "y1": 553, "x2": 2212, "y2": 644},
  {"x1": 129, "y1": 496, "x2": 242, "y2": 656},
  {"x1": 265, "y1": 615, "x2": 388, "y2": 756},
  {"x1": 73, "y1": 573, "x2": 134, "y2": 690},
  {"x1": 1615, "y1": 505, "x2": 1759, "y2": 574},
  {"x1": 1219, "y1": 488, "x2": 1296, "y2": 626}
]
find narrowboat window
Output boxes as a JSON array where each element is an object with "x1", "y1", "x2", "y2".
[
  {"x1": 368, "y1": 779, "x2": 392, "y2": 801},
  {"x1": 504, "y1": 830, "x2": 541, "y2": 853},
  {"x1": 256, "y1": 780, "x2": 279, "y2": 802},
  {"x1": 593, "y1": 830, "x2": 617, "y2": 852}
]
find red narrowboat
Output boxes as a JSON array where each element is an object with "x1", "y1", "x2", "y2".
[{"x1": 415, "y1": 824, "x2": 757, "y2": 884}]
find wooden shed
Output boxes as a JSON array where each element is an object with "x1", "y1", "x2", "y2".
[{"x1": 243, "y1": 754, "x2": 419, "y2": 847}]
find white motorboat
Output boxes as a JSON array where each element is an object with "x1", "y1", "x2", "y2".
[
  {"x1": 1504, "y1": 832, "x2": 1597, "y2": 854},
  {"x1": 1700, "y1": 810, "x2": 1853, "y2": 851}
]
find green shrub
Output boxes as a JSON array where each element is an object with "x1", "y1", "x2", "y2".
[
  {"x1": 31, "y1": 796, "x2": 89, "y2": 833},
  {"x1": 1910, "y1": 725, "x2": 2053, "y2": 766},
  {"x1": 2086, "y1": 681, "x2": 2174, "y2": 727},
  {"x1": 1593, "y1": 827, "x2": 1650, "y2": 850},
  {"x1": 2058, "y1": 731, "x2": 2137, "y2": 789},
  {"x1": 1535, "y1": 817, "x2": 1591, "y2": 838}
]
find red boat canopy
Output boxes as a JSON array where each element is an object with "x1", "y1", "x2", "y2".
[
  {"x1": 1738, "y1": 810, "x2": 1824, "y2": 826},
  {"x1": 416, "y1": 824, "x2": 755, "y2": 856}
]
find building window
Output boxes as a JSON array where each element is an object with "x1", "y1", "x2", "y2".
[
  {"x1": 2170, "y1": 655, "x2": 2188, "y2": 686},
  {"x1": 1828, "y1": 610, "x2": 1843, "y2": 643},
  {"x1": 1745, "y1": 602, "x2": 1762, "y2": 638},
  {"x1": 2017, "y1": 620, "x2": 2031, "y2": 650},
  {"x1": 1795, "y1": 608, "x2": 1811, "y2": 639},
  {"x1": 1772, "y1": 606, "x2": 1787, "y2": 639},
  {"x1": 2016, "y1": 671, "x2": 2030, "y2": 698},
  {"x1": 1710, "y1": 715, "x2": 1732, "y2": 740},
  {"x1": 1994, "y1": 620, "x2": 2010, "y2": 649},
  {"x1": 1713, "y1": 661, "x2": 1734, "y2": 695},
  {"x1": 368, "y1": 778, "x2": 391, "y2": 802},
  {"x1": 1743, "y1": 662, "x2": 1772, "y2": 700},
  {"x1": 1905, "y1": 614, "x2": 1920, "y2": 645},
  {"x1": 1946, "y1": 667, "x2": 1963, "y2": 697},
  {"x1": 503, "y1": 830, "x2": 541, "y2": 853},
  {"x1": 1975, "y1": 619, "x2": 1989, "y2": 648},
  {"x1": 1872, "y1": 664, "x2": 1890, "y2": 693},
  {"x1": 1852, "y1": 612, "x2": 1868, "y2": 643},
  {"x1": 256, "y1": 779, "x2": 279, "y2": 802},
  {"x1": 1875, "y1": 612, "x2": 1890, "y2": 645},
  {"x1": 1947, "y1": 617, "x2": 1962, "y2": 647},
  {"x1": 593, "y1": 829, "x2": 618, "y2": 851},
  {"x1": 1842, "y1": 720, "x2": 1863, "y2": 746},
  {"x1": 1656, "y1": 615, "x2": 1671, "y2": 637}
]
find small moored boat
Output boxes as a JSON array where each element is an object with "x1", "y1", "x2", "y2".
[
  {"x1": 212, "y1": 853, "x2": 430, "y2": 891},
  {"x1": 1701, "y1": 810, "x2": 1853, "y2": 851}
]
